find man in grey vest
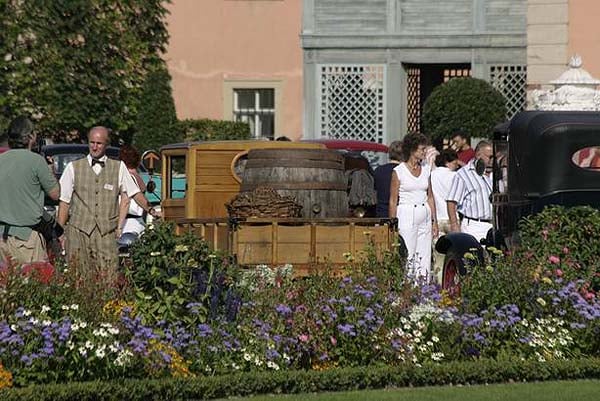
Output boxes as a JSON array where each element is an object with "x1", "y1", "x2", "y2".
[{"x1": 57, "y1": 126, "x2": 155, "y2": 279}]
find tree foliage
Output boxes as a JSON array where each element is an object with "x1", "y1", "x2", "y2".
[
  {"x1": 422, "y1": 77, "x2": 507, "y2": 140},
  {"x1": 0, "y1": 0, "x2": 170, "y2": 143},
  {"x1": 133, "y1": 61, "x2": 181, "y2": 151}
]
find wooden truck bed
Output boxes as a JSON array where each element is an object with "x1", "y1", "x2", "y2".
[{"x1": 174, "y1": 218, "x2": 397, "y2": 276}]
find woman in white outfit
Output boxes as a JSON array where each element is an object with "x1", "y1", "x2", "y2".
[
  {"x1": 389, "y1": 133, "x2": 438, "y2": 282},
  {"x1": 118, "y1": 145, "x2": 146, "y2": 236},
  {"x1": 430, "y1": 149, "x2": 459, "y2": 282}
]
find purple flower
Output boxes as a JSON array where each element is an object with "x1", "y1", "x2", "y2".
[
  {"x1": 275, "y1": 304, "x2": 292, "y2": 315},
  {"x1": 198, "y1": 324, "x2": 213, "y2": 337},
  {"x1": 337, "y1": 323, "x2": 356, "y2": 336}
]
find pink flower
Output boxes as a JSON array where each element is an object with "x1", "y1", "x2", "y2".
[
  {"x1": 555, "y1": 269, "x2": 563, "y2": 277},
  {"x1": 298, "y1": 334, "x2": 309, "y2": 343},
  {"x1": 548, "y1": 255, "x2": 560, "y2": 265},
  {"x1": 585, "y1": 292, "x2": 595, "y2": 300},
  {"x1": 330, "y1": 336, "x2": 337, "y2": 346},
  {"x1": 562, "y1": 247, "x2": 569, "y2": 254},
  {"x1": 542, "y1": 230, "x2": 548, "y2": 240}
]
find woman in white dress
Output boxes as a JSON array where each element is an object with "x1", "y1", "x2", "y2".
[{"x1": 388, "y1": 133, "x2": 438, "y2": 282}]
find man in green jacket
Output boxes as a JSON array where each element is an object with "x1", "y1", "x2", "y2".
[{"x1": 0, "y1": 117, "x2": 60, "y2": 265}]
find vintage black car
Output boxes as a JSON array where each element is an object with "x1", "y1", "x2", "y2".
[
  {"x1": 40, "y1": 144, "x2": 121, "y2": 179},
  {"x1": 436, "y1": 111, "x2": 600, "y2": 290}
]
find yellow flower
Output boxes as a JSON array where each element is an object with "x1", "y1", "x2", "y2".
[
  {"x1": 0, "y1": 362, "x2": 13, "y2": 390},
  {"x1": 103, "y1": 299, "x2": 136, "y2": 319},
  {"x1": 145, "y1": 340, "x2": 194, "y2": 378},
  {"x1": 175, "y1": 245, "x2": 189, "y2": 253},
  {"x1": 536, "y1": 297, "x2": 547, "y2": 307}
]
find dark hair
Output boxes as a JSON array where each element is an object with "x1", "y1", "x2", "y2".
[
  {"x1": 275, "y1": 136, "x2": 291, "y2": 142},
  {"x1": 451, "y1": 129, "x2": 470, "y2": 141},
  {"x1": 119, "y1": 144, "x2": 141, "y2": 169},
  {"x1": 401, "y1": 132, "x2": 429, "y2": 161},
  {"x1": 435, "y1": 149, "x2": 458, "y2": 167},
  {"x1": 388, "y1": 140, "x2": 403, "y2": 161},
  {"x1": 7, "y1": 116, "x2": 35, "y2": 149}
]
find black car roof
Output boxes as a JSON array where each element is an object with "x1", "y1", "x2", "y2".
[
  {"x1": 41, "y1": 144, "x2": 120, "y2": 158},
  {"x1": 508, "y1": 111, "x2": 600, "y2": 199}
]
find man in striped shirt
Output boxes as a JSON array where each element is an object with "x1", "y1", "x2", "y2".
[{"x1": 446, "y1": 141, "x2": 493, "y2": 242}]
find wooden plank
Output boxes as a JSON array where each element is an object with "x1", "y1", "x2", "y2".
[
  {"x1": 277, "y1": 225, "x2": 312, "y2": 243},
  {"x1": 236, "y1": 224, "x2": 273, "y2": 243},
  {"x1": 276, "y1": 243, "x2": 312, "y2": 264}
]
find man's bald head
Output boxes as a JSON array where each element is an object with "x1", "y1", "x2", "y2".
[{"x1": 88, "y1": 126, "x2": 110, "y2": 159}]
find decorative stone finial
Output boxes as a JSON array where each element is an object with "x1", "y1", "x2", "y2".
[
  {"x1": 530, "y1": 55, "x2": 600, "y2": 111},
  {"x1": 569, "y1": 54, "x2": 582, "y2": 69}
]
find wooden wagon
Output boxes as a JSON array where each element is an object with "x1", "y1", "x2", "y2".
[{"x1": 160, "y1": 140, "x2": 397, "y2": 273}]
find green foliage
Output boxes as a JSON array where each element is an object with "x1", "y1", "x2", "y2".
[
  {"x1": 0, "y1": 0, "x2": 170, "y2": 142},
  {"x1": 180, "y1": 119, "x2": 251, "y2": 142},
  {"x1": 132, "y1": 62, "x2": 181, "y2": 151},
  {"x1": 519, "y1": 206, "x2": 600, "y2": 292},
  {"x1": 422, "y1": 77, "x2": 507, "y2": 140},
  {"x1": 460, "y1": 248, "x2": 537, "y2": 314},
  {"x1": 126, "y1": 221, "x2": 227, "y2": 326},
  {"x1": 3, "y1": 358, "x2": 600, "y2": 400}
]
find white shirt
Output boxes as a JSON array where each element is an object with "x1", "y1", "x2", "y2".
[
  {"x1": 447, "y1": 160, "x2": 493, "y2": 220},
  {"x1": 59, "y1": 154, "x2": 141, "y2": 203},
  {"x1": 431, "y1": 166, "x2": 456, "y2": 221},
  {"x1": 395, "y1": 162, "x2": 431, "y2": 205}
]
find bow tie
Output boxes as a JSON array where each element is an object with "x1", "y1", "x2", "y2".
[{"x1": 91, "y1": 159, "x2": 105, "y2": 168}]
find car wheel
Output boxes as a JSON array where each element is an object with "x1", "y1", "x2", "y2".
[{"x1": 442, "y1": 251, "x2": 464, "y2": 297}]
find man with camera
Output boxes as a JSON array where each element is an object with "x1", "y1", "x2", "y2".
[{"x1": 0, "y1": 117, "x2": 60, "y2": 265}]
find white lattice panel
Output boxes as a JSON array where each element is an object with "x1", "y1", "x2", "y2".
[
  {"x1": 489, "y1": 65, "x2": 527, "y2": 119},
  {"x1": 319, "y1": 65, "x2": 385, "y2": 143}
]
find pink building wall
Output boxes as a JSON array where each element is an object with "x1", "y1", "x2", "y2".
[
  {"x1": 568, "y1": 0, "x2": 600, "y2": 77},
  {"x1": 164, "y1": 0, "x2": 304, "y2": 139}
]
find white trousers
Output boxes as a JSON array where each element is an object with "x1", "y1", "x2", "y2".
[
  {"x1": 460, "y1": 219, "x2": 493, "y2": 243},
  {"x1": 398, "y1": 203, "x2": 432, "y2": 281}
]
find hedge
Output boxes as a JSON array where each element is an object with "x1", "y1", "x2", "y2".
[
  {"x1": 422, "y1": 77, "x2": 507, "y2": 141},
  {"x1": 3, "y1": 358, "x2": 600, "y2": 401},
  {"x1": 180, "y1": 118, "x2": 251, "y2": 142}
]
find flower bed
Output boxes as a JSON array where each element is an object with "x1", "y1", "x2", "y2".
[{"x1": 1, "y1": 209, "x2": 600, "y2": 389}]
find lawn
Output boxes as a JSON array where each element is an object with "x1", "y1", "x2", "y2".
[{"x1": 234, "y1": 380, "x2": 600, "y2": 401}]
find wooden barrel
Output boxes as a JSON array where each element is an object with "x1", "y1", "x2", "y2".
[{"x1": 240, "y1": 148, "x2": 349, "y2": 218}]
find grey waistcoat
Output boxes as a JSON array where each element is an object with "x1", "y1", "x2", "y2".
[{"x1": 69, "y1": 158, "x2": 120, "y2": 235}]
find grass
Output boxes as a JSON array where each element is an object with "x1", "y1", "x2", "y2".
[{"x1": 232, "y1": 380, "x2": 600, "y2": 401}]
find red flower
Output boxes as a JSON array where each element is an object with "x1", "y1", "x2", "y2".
[{"x1": 21, "y1": 262, "x2": 55, "y2": 284}]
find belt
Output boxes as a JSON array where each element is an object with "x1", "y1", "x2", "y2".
[
  {"x1": 399, "y1": 203, "x2": 426, "y2": 208},
  {"x1": 464, "y1": 216, "x2": 491, "y2": 223},
  {"x1": 126, "y1": 213, "x2": 144, "y2": 219}
]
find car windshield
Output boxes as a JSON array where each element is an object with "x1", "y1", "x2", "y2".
[{"x1": 52, "y1": 153, "x2": 87, "y2": 176}]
